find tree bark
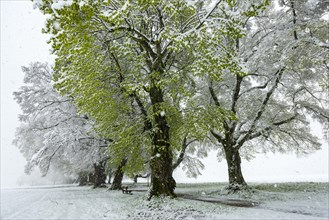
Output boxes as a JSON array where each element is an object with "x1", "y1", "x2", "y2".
[
  {"x1": 110, "y1": 158, "x2": 127, "y2": 190},
  {"x1": 148, "y1": 85, "x2": 176, "y2": 199},
  {"x1": 93, "y1": 163, "x2": 106, "y2": 188},
  {"x1": 224, "y1": 146, "x2": 247, "y2": 191},
  {"x1": 149, "y1": 149, "x2": 176, "y2": 199}
]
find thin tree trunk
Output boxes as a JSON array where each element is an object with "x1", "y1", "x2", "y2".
[
  {"x1": 110, "y1": 158, "x2": 127, "y2": 190},
  {"x1": 133, "y1": 175, "x2": 138, "y2": 184},
  {"x1": 107, "y1": 170, "x2": 112, "y2": 184},
  {"x1": 93, "y1": 163, "x2": 106, "y2": 188}
]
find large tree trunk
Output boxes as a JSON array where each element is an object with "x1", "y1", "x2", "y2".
[
  {"x1": 148, "y1": 86, "x2": 176, "y2": 199},
  {"x1": 224, "y1": 146, "x2": 247, "y2": 191},
  {"x1": 149, "y1": 150, "x2": 176, "y2": 199},
  {"x1": 93, "y1": 163, "x2": 106, "y2": 188},
  {"x1": 110, "y1": 158, "x2": 127, "y2": 190}
]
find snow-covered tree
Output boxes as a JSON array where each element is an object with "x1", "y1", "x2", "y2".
[
  {"x1": 13, "y1": 62, "x2": 205, "y2": 190},
  {"x1": 13, "y1": 62, "x2": 110, "y2": 187},
  {"x1": 206, "y1": 0, "x2": 328, "y2": 190},
  {"x1": 34, "y1": 0, "x2": 267, "y2": 198}
]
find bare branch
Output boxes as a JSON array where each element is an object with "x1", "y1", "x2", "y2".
[
  {"x1": 247, "y1": 114, "x2": 297, "y2": 141},
  {"x1": 238, "y1": 77, "x2": 272, "y2": 98},
  {"x1": 42, "y1": 145, "x2": 62, "y2": 177},
  {"x1": 236, "y1": 67, "x2": 285, "y2": 148},
  {"x1": 231, "y1": 75, "x2": 243, "y2": 114},
  {"x1": 173, "y1": 136, "x2": 197, "y2": 170},
  {"x1": 209, "y1": 80, "x2": 220, "y2": 107},
  {"x1": 195, "y1": 0, "x2": 223, "y2": 30}
]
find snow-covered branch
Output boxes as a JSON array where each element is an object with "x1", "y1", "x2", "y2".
[{"x1": 236, "y1": 67, "x2": 285, "y2": 148}]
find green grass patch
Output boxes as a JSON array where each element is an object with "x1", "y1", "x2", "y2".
[{"x1": 252, "y1": 182, "x2": 329, "y2": 192}]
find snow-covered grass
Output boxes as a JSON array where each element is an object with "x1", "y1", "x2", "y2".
[{"x1": 1, "y1": 182, "x2": 328, "y2": 219}]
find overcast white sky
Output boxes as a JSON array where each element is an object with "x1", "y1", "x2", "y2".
[
  {"x1": 1, "y1": 1, "x2": 328, "y2": 188},
  {"x1": 1, "y1": 0, "x2": 55, "y2": 188}
]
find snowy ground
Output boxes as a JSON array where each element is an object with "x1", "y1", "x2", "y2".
[{"x1": 1, "y1": 182, "x2": 328, "y2": 219}]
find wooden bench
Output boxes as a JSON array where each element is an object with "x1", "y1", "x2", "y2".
[{"x1": 121, "y1": 186, "x2": 132, "y2": 194}]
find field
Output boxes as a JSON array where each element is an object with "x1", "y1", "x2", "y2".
[{"x1": 1, "y1": 182, "x2": 328, "y2": 219}]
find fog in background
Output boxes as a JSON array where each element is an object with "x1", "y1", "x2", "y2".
[{"x1": 1, "y1": 1, "x2": 328, "y2": 189}]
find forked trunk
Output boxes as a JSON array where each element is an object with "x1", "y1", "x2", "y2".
[
  {"x1": 224, "y1": 146, "x2": 247, "y2": 191},
  {"x1": 110, "y1": 158, "x2": 127, "y2": 190}
]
